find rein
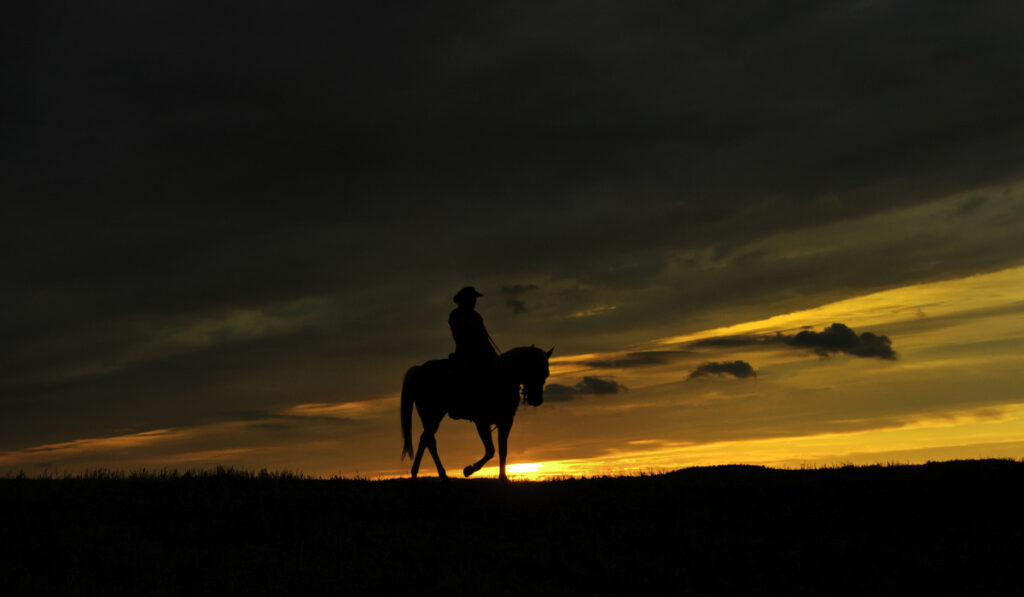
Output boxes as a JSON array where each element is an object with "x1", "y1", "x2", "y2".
[{"x1": 487, "y1": 332, "x2": 502, "y2": 356}]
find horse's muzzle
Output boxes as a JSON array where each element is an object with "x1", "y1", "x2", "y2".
[{"x1": 525, "y1": 388, "x2": 543, "y2": 407}]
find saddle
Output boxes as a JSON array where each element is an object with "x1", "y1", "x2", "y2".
[{"x1": 446, "y1": 354, "x2": 496, "y2": 421}]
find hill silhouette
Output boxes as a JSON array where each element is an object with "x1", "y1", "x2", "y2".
[{"x1": 2, "y1": 460, "x2": 1022, "y2": 595}]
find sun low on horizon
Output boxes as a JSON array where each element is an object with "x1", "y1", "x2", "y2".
[{"x1": 3, "y1": 2, "x2": 1024, "y2": 481}]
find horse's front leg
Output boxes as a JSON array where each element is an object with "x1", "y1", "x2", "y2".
[
  {"x1": 498, "y1": 423, "x2": 511, "y2": 482},
  {"x1": 463, "y1": 420, "x2": 495, "y2": 477}
]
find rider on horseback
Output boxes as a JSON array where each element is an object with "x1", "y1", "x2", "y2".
[{"x1": 448, "y1": 286, "x2": 498, "y2": 419}]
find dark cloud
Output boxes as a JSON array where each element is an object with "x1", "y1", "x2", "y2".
[
  {"x1": 503, "y1": 285, "x2": 539, "y2": 294},
  {"x1": 0, "y1": 326, "x2": 376, "y2": 451},
  {"x1": 577, "y1": 377, "x2": 626, "y2": 395},
  {"x1": 543, "y1": 385, "x2": 578, "y2": 402},
  {"x1": 689, "y1": 361, "x2": 757, "y2": 380},
  {"x1": 502, "y1": 284, "x2": 539, "y2": 314},
  {"x1": 789, "y1": 324, "x2": 897, "y2": 360},
  {"x1": 505, "y1": 300, "x2": 528, "y2": 314},
  {"x1": 957, "y1": 195, "x2": 988, "y2": 215},
  {"x1": 545, "y1": 376, "x2": 627, "y2": 402},
  {"x1": 688, "y1": 323, "x2": 896, "y2": 360},
  {"x1": 216, "y1": 409, "x2": 354, "y2": 428}
]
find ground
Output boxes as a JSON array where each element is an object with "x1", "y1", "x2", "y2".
[{"x1": 2, "y1": 460, "x2": 1021, "y2": 595}]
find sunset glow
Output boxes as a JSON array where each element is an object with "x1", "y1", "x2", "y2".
[
  {"x1": 7, "y1": 262, "x2": 1021, "y2": 478},
  {"x1": 4, "y1": 3, "x2": 1024, "y2": 480}
]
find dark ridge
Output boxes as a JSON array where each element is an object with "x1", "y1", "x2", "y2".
[{"x1": 2, "y1": 460, "x2": 1022, "y2": 595}]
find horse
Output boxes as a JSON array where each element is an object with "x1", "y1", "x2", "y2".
[{"x1": 401, "y1": 345, "x2": 552, "y2": 481}]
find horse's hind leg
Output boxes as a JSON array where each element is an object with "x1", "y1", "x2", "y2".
[
  {"x1": 418, "y1": 415, "x2": 448, "y2": 481},
  {"x1": 463, "y1": 420, "x2": 495, "y2": 478},
  {"x1": 411, "y1": 437, "x2": 428, "y2": 479},
  {"x1": 426, "y1": 437, "x2": 447, "y2": 481},
  {"x1": 412, "y1": 430, "x2": 448, "y2": 481}
]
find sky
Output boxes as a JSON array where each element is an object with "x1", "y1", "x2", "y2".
[{"x1": 3, "y1": 1, "x2": 1024, "y2": 478}]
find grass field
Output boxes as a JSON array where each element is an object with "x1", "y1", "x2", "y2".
[{"x1": 2, "y1": 459, "x2": 1022, "y2": 595}]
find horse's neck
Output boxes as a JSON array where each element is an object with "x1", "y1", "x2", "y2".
[{"x1": 499, "y1": 347, "x2": 533, "y2": 381}]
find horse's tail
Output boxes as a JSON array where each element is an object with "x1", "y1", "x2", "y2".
[{"x1": 400, "y1": 366, "x2": 418, "y2": 460}]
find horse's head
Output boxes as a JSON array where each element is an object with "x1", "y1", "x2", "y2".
[{"x1": 520, "y1": 346, "x2": 553, "y2": 407}]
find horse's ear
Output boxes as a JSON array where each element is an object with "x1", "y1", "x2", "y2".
[{"x1": 546, "y1": 347, "x2": 554, "y2": 358}]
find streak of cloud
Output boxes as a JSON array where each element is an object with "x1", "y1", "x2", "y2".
[
  {"x1": 689, "y1": 323, "x2": 896, "y2": 360},
  {"x1": 545, "y1": 376, "x2": 628, "y2": 402},
  {"x1": 583, "y1": 350, "x2": 692, "y2": 369},
  {"x1": 688, "y1": 361, "x2": 757, "y2": 380}
]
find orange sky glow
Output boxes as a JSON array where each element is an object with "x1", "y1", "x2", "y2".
[{"x1": 6, "y1": 263, "x2": 1022, "y2": 479}]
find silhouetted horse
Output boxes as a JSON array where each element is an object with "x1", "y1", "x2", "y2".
[{"x1": 401, "y1": 345, "x2": 552, "y2": 481}]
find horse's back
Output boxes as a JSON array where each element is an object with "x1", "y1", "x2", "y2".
[{"x1": 404, "y1": 359, "x2": 452, "y2": 396}]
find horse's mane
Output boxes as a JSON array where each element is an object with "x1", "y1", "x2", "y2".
[{"x1": 499, "y1": 345, "x2": 546, "y2": 364}]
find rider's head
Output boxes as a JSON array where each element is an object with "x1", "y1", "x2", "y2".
[{"x1": 454, "y1": 286, "x2": 483, "y2": 308}]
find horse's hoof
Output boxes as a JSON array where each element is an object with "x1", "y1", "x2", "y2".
[{"x1": 463, "y1": 465, "x2": 475, "y2": 477}]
